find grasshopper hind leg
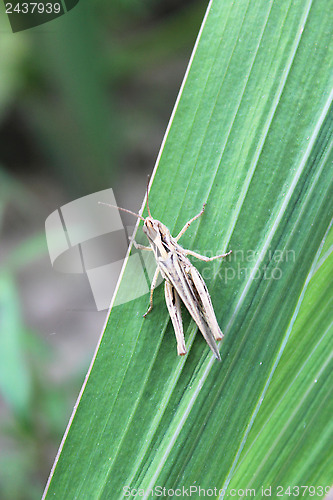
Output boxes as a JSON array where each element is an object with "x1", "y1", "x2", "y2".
[{"x1": 164, "y1": 281, "x2": 186, "y2": 356}]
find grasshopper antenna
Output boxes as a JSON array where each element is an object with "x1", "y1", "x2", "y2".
[
  {"x1": 98, "y1": 201, "x2": 145, "y2": 221},
  {"x1": 146, "y1": 175, "x2": 152, "y2": 217}
]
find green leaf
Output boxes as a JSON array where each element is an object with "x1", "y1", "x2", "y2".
[
  {"x1": 43, "y1": 0, "x2": 333, "y2": 498},
  {"x1": 0, "y1": 4, "x2": 28, "y2": 119},
  {"x1": 228, "y1": 225, "x2": 333, "y2": 494},
  {"x1": 0, "y1": 273, "x2": 32, "y2": 418}
]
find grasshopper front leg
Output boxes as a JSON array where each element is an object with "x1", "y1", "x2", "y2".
[
  {"x1": 175, "y1": 203, "x2": 206, "y2": 241},
  {"x1": 133, "y1": 241, "x2": 152, "y2": 251},
  {"x1": 143, "y1": 267, "x2": 160, "y2": 317}
]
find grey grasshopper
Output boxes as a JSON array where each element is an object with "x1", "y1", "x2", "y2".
[{"x1": 100, "y1": 190, "x2": 231, "y2": 360}]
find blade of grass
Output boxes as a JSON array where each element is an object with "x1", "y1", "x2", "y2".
[{"x1": 43, "y1": 0, "x2": 333, "y2": 497}]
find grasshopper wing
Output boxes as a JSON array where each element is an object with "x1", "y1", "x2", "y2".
[
  {"x1": 189, "y1": 265, "x2": 223, "y2": 341},
  {"x1": 159, "y1": 253, "x2": 221, "y2": 360}
]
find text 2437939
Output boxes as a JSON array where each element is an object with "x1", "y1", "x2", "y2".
[{"x1": 5, "y1": 3, "x2": 61, "y2": 14}]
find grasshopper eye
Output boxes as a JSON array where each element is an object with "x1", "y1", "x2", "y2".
[{"x1": 143, "y1": 221, "x2": 151, "y2": 234}]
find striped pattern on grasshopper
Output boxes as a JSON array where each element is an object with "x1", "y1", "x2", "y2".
[{"x1": 100, "y1": 194, "x2": 231, "y2": 360}]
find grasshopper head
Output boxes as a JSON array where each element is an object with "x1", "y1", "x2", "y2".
[
  {"x1": 143, "y1": 217, "x2": 170, "y2": 243},
  {"x1": 143, "y1": 216, "x2": 160, "y2": 241}
]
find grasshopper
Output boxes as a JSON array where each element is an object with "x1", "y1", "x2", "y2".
[{"x1": 99, "y1": 190, "x2": 231, "y2": 360}]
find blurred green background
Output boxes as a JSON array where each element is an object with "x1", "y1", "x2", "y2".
[{"x1": 0, "y1": 1, "x2": 207, "y2": 498}]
